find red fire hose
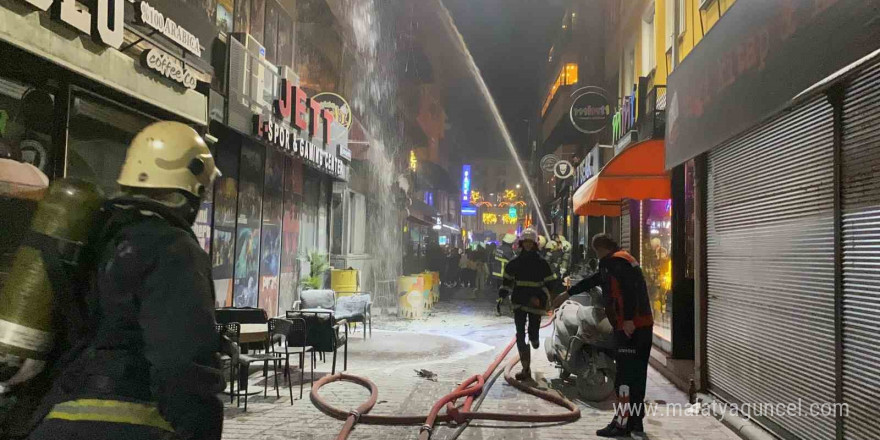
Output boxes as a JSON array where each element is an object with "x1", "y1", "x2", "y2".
[{"x1": 310, "y1": 313, "x2": 581, "y2": 440}]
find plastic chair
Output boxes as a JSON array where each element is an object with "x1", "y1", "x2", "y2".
[{"x1": 268, "y1": 318, "x2": 313, "y2": 402}]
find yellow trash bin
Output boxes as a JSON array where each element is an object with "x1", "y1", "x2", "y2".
[{"x1": 331, "y1": 269, "x2": 360, "y2": 297}]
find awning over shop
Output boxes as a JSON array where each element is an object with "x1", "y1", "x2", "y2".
[{"x1": 572, "y1": 139, "x2": 670, "y2": 217}]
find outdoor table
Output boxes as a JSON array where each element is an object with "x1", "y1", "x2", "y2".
[{"x1": 239, "y1": 323, "x2": 268, "y2": 345}]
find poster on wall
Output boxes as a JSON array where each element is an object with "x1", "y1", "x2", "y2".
[
  {"x1": 211, "y1": 138, "x2": 240, "y2": 307},
  {"x1": 233, "y1": 141, "x2": 264, "y2": 306},
  {"x1": 249, "y1": 0, "x2": 265, "y2": 45},
  {"x1": 216, "y1": 0, "x2": 234, "y2": 33},
  {"x1": 193, "y1": 182, "x2": 214, "y2": 254},
  {"x1": 234, "y1": 227, "x2": 259, "y2": 307},
  {"x1": 263, "y1": 0, "x2": 279, "y2": 64},
  {"x1": 279, "y1": 157, "x2": 303, "y2": 312},
  {"x1": 277, "y1": 12, "x2": 293, "y2": 70},
  {"x1": 233, "y1": 0, "x2": 250, "y2": 34},
  {"x1": 259, "y1": 149, "x2": 283, "y2": 316}
]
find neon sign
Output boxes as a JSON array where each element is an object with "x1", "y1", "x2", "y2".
[{"x1": 461, "y1": 165, "x2": 475, "y2": 216}]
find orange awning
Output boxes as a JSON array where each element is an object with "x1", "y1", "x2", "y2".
[{"x1": 573, "y1": 139, "x2": 670, "y2": 217}]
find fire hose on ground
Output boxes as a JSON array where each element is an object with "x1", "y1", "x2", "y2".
[{"x1": 309, "y1": 313, "x2": 581, "y2": 440}]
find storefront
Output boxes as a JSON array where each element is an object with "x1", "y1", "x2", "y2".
[
  {"x1": 0, "y1": 0, "x2": 214, "y2": 184},
  {"x1": 666, "y1": 2, "x2": 880, "y2": 439},
  {"x1": 572, "y1": 139, "x2": 676, "y2": 351},
  {"x1": 208, "y1": 32, "x2": 348, "y2": 314}
]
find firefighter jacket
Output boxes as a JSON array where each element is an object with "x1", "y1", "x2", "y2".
[
  {"x1": 568, "y1": 250, "x2": 653, "y2": 330},
  {"x1": 491, "y1": 243, "x2": 516, "y2": 279},
  {"x1": 34, "y1": 198, "x2": 225, "y2": 439},
  {"x1": 500, "y1": 250, "x2": 556, "y2": 313}
]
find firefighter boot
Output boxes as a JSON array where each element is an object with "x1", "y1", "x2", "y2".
[
  {"x1": 495, "y1": 297, "x2": 503, "y2": 316},
  {"x1": 515, "y1": 347, "x2": 531, "y2": 382}
]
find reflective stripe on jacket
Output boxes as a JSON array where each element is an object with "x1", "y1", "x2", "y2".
[
  {"x1": 500, "y1": 250, "x2": 556, "y2": 314},
  {"x1": 46, "y1": 399, "x2": 173, "y2": 432}
]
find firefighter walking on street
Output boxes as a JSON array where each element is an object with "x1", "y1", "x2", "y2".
[
  {"x1": 498, "y1": 228, "x2": 556, "y2": 381},
  {"x1": 27, "y1": 122, "x2": 225, "y2": 440},
  {"x1": 553, "y1": 233, "x2": 653, "y2": 439}
]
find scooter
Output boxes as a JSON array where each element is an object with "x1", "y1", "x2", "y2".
[{"x1": 545, "y1": 287, "x2": 617, "y2": 401}]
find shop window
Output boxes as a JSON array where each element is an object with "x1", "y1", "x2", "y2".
[
  {"x1": 66, "y1": 93, "x2": 153, "y2": 195},
  {"x1": 280, "y1": 156, "x2": 302, "y2": 308},
  {"x1": 299, "y1": 169, "x2": 320, "y2": 254},
  {"x1": 211, "y1": 135, "x2": 241, "y2": 307},
  {"x1": 318, "y1": 177, "x2": 329, "y2": 255},
  {"x1": 349, "y1": 191, "x2": 366, "y2": 255},
  {"x1": 0, "y1": 77, "x2": 56, "y2": 176},
  {"x1": 232, "y1": 140, "x2": 265, "y2": 308},
  {"x1": 640, "y1": 199, "x2": 672, "y2": 344},
  {"x1": 258, "y1": 148, "x2": 283, "y2": 315}
]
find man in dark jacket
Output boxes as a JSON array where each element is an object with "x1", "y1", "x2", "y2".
[
  {"x1": 28, "y1": 122, "x2": 225, "y2": 440},
  {"x1": 554, "y1": 233, "x2": 653, "y2": 439},
  {"x1": 499, "y1": 228, "x2": 556, "y2": 381}
]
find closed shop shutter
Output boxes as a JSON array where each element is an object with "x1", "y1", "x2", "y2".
[
  {"x1": 841, "y1": 60, "x2": 880, "y2": 440},
  {"x1": 620, "y1": 201, "x2": 631, "y2": 253},
  {"x1": 706, "y1": 96, "x2": 836, "y2": 440}
]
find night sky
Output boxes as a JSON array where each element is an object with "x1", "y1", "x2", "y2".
[{"x1": 443, "y1": 0, "x2": 566, "y2": 157}]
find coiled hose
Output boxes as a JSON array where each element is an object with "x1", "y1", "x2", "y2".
[{"x1": 310, "y1": 313, "x2": 580, "y2": 440}]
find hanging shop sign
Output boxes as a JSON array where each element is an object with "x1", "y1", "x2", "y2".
[
  {"x1": 338, "y1": 144, "x2": 352, "y2": 161},
  {"x1": 553, "y1": 160, "x2": 574, "y2": 179},
  {"x1": 461, "y1": 164, "x2": 476, "y2": 216},
  {"x1": 540, "y1": 154, "x2": 560, "y2": 173},
  {"x1": 666, "y1": 0, "x2": 880, "y2": 169},
  {"x1": 312, "y1": 93, "x2": 352, "y2": 142},
  {"x1": 569, "y1": 87, "x2": 611, "y2": 134},
  {"x1": 141, "y1": 49, "x2": 197, "y2": 89},
  {"x1": 136, "y1": 1, "x2": 202, "y2": 57},
  {"x1": 574, "y1": 145, "x2": 603, "y2": 187}
]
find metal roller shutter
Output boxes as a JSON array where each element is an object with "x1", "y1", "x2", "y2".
[
  {"x1": 706, "y1": 96, "x2": 836, "y2": 440},
  {"x1": 842, "y1": 60, "x2": 880, "y2": 440}
]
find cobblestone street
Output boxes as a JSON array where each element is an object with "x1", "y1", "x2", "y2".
[{"x1": 221, "y1": 288, "x2": 741, "y2": 440}]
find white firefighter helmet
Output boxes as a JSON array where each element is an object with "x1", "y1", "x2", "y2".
[
  {"x1": 117, "y1": 121, "x2": 221, "y2": 198},
  {"x1": 502, "y1": 233, "x2": 517, "y2": 245},
  {"x1": 538, "y1": 235, "x2": 547, "y2": 249},
  {"x1": 520, "y1": 228, "x2": 538, "y2": 244}
]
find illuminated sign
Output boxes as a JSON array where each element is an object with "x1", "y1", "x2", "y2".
[
  {"x1": 508, "y1": 206, "x2": 517, "y2": 219},
  {"x1": 439, "y1": 236, "x2": 448, "y2": 246},
  {"x1": 461, "y1": 164, "x2": 475, "y2": 216},
  {"x1": 410, "y1": 150, "x2": 418, "y2": 172}
]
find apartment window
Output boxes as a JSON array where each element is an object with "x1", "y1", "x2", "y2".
[
  {"x1": 679, "y1": 0, "x2": 687, "y2": 34},
  {"x1": 623, "y1": 46, "x2": 635, "y2": 97},
  {"x1": 666, "y1": 0, "x2": 676, "y2": 50},
  {"x1": 642, "y1": 3, "x2": 656, "y2": 75}
]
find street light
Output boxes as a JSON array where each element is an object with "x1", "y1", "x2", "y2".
[{"x1": 516, "y1": 184, "x2": 521, "y2": 189}]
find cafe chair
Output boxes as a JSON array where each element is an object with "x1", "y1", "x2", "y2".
[
  {"x1": 268, "y1": 317, "x2": 313, "y2": 403},
  {"x1": 334, "y1": 293, "x2": 372, "y2": 339},
  {"x1": 217, "y1": 321, "x2": 285, "y2": 411},
  {"x1": 286, "y1": 310, "x2": 348, "y2": 374}
]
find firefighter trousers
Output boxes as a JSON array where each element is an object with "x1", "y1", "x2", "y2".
[{"x1": 514, "y1": 309, "x2": 541, "y2": 359}]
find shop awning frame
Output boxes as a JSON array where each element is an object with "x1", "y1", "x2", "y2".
[{"x1": 572, "y1": 139, "x2": 670, "y2": 217}]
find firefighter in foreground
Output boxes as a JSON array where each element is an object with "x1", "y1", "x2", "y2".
[
  {"x1": 498, "y1": 228, "x2": 556, "y2": 381},
  {"x1": 28, "y1": 122, "x2": 225, "y2": 439},
  {"x1": 553, "y1": 233, "x2": 653, "y2": 439},
  {"x1": 492, "y1": 233, "x2": 516, "y2": 315}
]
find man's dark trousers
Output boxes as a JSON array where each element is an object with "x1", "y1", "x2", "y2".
[{"x1": 614, "y1": 327, "x2": 653, "y2": 426}]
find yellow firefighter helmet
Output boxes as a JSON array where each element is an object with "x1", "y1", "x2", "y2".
[{"x1": 117, "y1": 121, "x2": 220, "y2": 197}]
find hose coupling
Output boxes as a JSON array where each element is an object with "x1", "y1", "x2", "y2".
[{"x1": 348, "y1": 410, "x2": 361, "y2": 423}]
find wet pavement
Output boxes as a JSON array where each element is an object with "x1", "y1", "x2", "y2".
[{"x1": 221, "y1": 287, "x2": 741, "y2": 440}]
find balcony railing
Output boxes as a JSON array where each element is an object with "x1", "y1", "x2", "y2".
[{"x1": 637, "y1": 85, "x2": 667, "y2": 142}]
